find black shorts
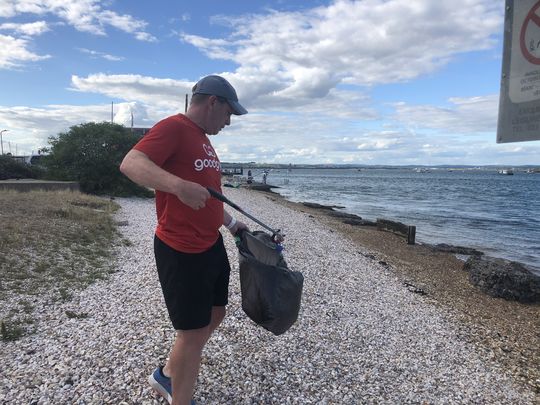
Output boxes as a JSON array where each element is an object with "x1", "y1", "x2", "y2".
[{"x1": 154, "y1": 233, "x2": 231, "y2": 330}]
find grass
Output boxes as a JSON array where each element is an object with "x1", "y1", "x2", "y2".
[
  {"x1": 0, "y1": 189, "x2": 120, "y2": 341},
  {"x1": 1, "y1": 320, "x2": 25, "y2": 342}
]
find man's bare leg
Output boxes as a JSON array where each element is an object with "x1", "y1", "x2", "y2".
[{"x1": 163, "y1": 306, "x2": 226, "y2": 405}]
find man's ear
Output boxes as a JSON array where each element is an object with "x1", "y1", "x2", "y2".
[{"x1": 208, "y1": 95, "x2": 219, "y2": 107}]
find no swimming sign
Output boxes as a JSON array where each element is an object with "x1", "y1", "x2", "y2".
[{"x1": 498, "y1": 0, "x2": 540, "y2": 143}]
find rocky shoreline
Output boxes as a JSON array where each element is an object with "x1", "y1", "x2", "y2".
[
  {"x1": 0, "y1": 188, "x2": 538, "y2": 403},
  {"x1": 263, "y1": 189, "x2": 540, "y2": 396}
]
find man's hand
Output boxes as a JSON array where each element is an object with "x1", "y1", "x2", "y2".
[
  {"x1": 174, "y1": 180, "x2": 210, "y2": 210},
  {"x1": 228, "y1": 219, "x2": 248, "y2": 236}
]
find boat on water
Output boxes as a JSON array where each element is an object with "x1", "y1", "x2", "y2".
[
  {"x1": 498, "y1": 169, "x2": 514, "y2": 175},
  {"x1": 526, "y1": 168, "x2": 540, "y2": 173}
]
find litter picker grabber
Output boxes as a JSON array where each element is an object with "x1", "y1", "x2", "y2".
[{"x1": 207, "y1": 187, "x2": 285, "y2": 243}]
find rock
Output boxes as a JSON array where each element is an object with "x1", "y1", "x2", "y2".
[
  {"x1": 327, "y1": 211, "x2": 362, "y2": 221},
  {"x1": 430, "y1": 243, "x2": 483, "y2": 256},
  {"x1": 464, "y1": 256, "x2": 540, "y2": 303},
  {"x1": 246, "y1": 183, "x2": 279, "y2": 192},
  {"x1": 343, "y1": 219, "x2": 377, "y2": 227},
  {"x1": 376, "y1": 218, "x2": 410, "y2": 237},
  {"x1": 301, "y1": 202, "x2": 345, "y2": 210},
  {"x1": 404, "y1": 282, "x2": 428, "y2": 296}
]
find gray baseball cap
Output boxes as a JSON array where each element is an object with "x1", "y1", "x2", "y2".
[{"x1": 192, "y1": 75, "x2": 248, "y2": 115}]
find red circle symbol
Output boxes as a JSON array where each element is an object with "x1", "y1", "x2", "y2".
[{"x1": 520, "y1": 0, "x2": 540, "y2": 64}]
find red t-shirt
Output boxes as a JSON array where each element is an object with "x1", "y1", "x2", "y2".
[{"x1": 133, "y1": 114, "x2": 224, "y2": 253}]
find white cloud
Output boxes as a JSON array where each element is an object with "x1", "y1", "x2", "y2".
[
  {"x1": 0, "y1": 34, "x2": 50, "y2": 69},
  {"x1": 182, "y1": 0, "x2": 502, "y2": 94},
  {"x1": 77, "y1": 48, "x2": 124, "y2": 62},
  {"x1": 98, "y1": 9, "x2": 156, "y2": 42},
  {"x1": 69, "y1": 67, "x2": 375, "y2": 117},
  {"x1": 70, "y1": 74, "x2": 193, "y2": 109},
  {"x1": 168, "y1": 14, "x2": 191, "y2": 28},
  {"x1": 392, "y1": 95, "x2": 499, "y2": 133},
  {"x1": 0, "y1": 0, "x2": 155, "y2": 39},
  {"x1": 113, "y1": 102, "x2": 149, "y2": 127},
  {"x1": 134, "y1": 31, "x2": 156, "y2": 42},
  {"x1": 69, "y1": 72, "x2": 377, "y2": 119},
  {"x1": 0, "y1": 20, "x2": 50, "y2": 36},
  {"x1": 0, "y1": 104, "x2": 110, "y2": 154},
  {"x1": 0, "y1": 1, "x2": 155, "y2": 69},
  {"x1": 0, "y1": 102, "x2": 157, "y2": 154}
]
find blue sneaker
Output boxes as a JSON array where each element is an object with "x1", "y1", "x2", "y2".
[
  {"x1": 148, "y1": 366, "x2": 196, "y2": 404},
  {"x1": 148, "y1": 366, "x2": 172, "y2": 403}
]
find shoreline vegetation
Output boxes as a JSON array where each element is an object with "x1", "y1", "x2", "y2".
[
  {"x1": 1, "y1": 186, "x2": 538, "y2": 400},
  {"x1": 252, "y1": 188, "x2": 539, "y2": 394}
]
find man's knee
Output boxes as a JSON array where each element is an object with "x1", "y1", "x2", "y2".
[
  {"x1": 175, "y1": 327, "x2": 210, "y2": 352},
  {"x1": 174, "y1": 307, "x2": 225, "y2": 348}
]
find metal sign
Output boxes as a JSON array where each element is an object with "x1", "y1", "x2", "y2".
[{"x1": 498, "y1": 0, "x2": 540, "y2": 143}]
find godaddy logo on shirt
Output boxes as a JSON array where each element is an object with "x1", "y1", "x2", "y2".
[{"x1": 194, "y1": 144, "x2": 221, "y2": 172}]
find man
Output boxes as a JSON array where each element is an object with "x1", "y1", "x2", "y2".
[{"x1": 120, "y1": 75, "x2": 248, "y2": 405}]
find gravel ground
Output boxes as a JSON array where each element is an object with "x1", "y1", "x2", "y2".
[{"x1": 0, "y1": 188, "x2": 536, "y2": 404}]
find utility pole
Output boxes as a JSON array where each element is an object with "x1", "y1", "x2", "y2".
[{"x1": 0, "y1": 129, "x2": 8, "y2": 155}]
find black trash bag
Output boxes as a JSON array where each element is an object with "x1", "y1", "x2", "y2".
[{"x1": 236, "y1": 230, "x2": 304, "y2": 335}]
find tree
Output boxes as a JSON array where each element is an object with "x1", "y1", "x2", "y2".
[
  {"x1": 0, "y1": 155, "x2": 44, "y2": 180},
  {"x1": 44, "y1": 122, "x2": 153, "y2": 197}
]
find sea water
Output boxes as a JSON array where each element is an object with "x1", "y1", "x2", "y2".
[{"x1": 259, "y1": 168, "x2": 540, "y2": 274}]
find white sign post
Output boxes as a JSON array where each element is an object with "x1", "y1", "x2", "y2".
[{"x1": 498, "y1": 0, "x2": 540, "y2": 142}]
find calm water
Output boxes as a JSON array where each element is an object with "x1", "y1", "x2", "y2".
[{"x1": 259, "y1": 168, "x2": 540, "y2": 273}]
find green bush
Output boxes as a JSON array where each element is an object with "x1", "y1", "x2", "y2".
[
  {"x1": 43, "y1": 122, "x2": 153, "y2": 197},
  {"x1": 0, "y1": 155, "x2": 44, "y2": 180}
]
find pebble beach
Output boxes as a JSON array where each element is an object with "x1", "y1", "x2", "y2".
[{"x1": 1, "y1": 187, "x2": 537, "y2": 404}]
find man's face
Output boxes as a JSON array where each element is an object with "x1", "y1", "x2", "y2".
[{"x1": 206, "y1": 96, "x2": 233, "y2": 135}]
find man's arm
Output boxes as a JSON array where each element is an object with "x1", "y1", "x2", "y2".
[{"x1": 120, "y1": 149, "x2": 209, "y2": 210}]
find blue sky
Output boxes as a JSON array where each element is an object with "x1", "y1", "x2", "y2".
[{"x1": 0, "y1": 0, "x2": 539, "y2": 165}]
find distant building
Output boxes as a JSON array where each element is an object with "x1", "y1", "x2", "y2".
[
  {"x1": 8, "y1": 154, "x2": 45, "y2": 165},
  {"x1": 221, "y1": 163, "x2": 243, "y2": 175}
]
